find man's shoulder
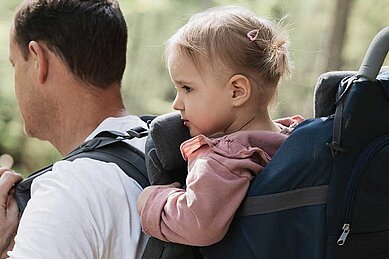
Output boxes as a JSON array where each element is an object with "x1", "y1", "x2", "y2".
[
  {"x1": 29, "y1": 114, "x2": 148, "y2": 195},
  {"x1": 51, "y1": 157, "x2": 140, "y2": 183},
  {"x1": 31, "y1": 158, "x2": 143, "y2": 201},
  {"x1": 86, "y1": 115, "x2": 148, "y2": 152}
]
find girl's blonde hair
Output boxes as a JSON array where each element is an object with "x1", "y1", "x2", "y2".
[{"x1": 165, "y1": 6, "x2": 291, "y2": 107}]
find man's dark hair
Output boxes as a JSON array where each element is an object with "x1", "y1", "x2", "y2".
[{"x1": 13, "y1": 0, "x2": 127, "y2": 88}]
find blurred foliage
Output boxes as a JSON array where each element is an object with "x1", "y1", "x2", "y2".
[{"x1": 0, "y1": 0, "x2": 387, "y2": 174}]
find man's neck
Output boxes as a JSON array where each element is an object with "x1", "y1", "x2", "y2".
[
  {"x1": 56, "y1": 108, "x2": 129, "y2": 156},
  {"x1": 53, "y1": 107, "x2": 128, "y2": 156},
  {"x1": 48, "y1": 85, "x2": 129, "y2": 156}
]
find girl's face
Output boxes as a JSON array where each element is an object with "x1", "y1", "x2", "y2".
[{"x1": 168, "y1": 50, "x2": 235, "y2": 137}]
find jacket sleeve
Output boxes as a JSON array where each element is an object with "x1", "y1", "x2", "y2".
[{"x1": 140, "y1": 148, "x2": 263, "y2": 246}]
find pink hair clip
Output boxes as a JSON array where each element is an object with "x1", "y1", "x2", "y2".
[{"x1": 247, "y1": 29, "x2": 259, "y2": 41}]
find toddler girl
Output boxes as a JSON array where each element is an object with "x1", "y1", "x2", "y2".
[{"x1": 137, "y1": 6, "x2": 302, "y2": 246}]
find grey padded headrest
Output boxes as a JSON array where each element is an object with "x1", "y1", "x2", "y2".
[
  {"x1": 148, "y1": 112, "x2": 191, "y2": 170},
  {"x1": 313, "y1": 66, "x2": 389, "y2": 118},
  {"x1": 313, "y1": 71, "x2": 356, "y2": 118}
]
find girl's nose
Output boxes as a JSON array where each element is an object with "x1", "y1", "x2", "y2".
[{"x1": 172, "y1": 94, "x2": 183, "y2": 111}]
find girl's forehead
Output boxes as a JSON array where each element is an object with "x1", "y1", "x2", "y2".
[
  {"x1": 167, "y1": 50, "x2": 200, "y2": 81},
  {"x1": 167, "y1": 47, "x2": 232, "y2": 85},
  {"x1": 168, "y1": 50, "x2": 200, "y2": 75},
  {"x1": 168, "y1": 48, "x2": 192, "y2": 65}
]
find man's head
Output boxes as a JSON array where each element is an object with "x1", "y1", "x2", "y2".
[
  {"x1": 9, "y1": 0, "x2": 128, "y2": 150},
  {"x1": 12, "y1": 0, "x2": 127, "y2": 88}
]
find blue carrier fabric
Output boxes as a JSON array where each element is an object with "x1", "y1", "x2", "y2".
[
  {"x1": 142, "y1": 27, "x2": 389, "y2": 259},
  {"x1": 203, "y1": 27, "x2": 389, "y2": 259}
]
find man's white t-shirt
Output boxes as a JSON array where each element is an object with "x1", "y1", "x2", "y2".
[{"x1": 9, "y1": 115, "x2": 149, "y2": 259}]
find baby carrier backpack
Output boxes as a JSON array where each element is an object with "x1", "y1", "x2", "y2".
[{"x1": 142, "y1": 26, "x2": 389, "y2": 259}]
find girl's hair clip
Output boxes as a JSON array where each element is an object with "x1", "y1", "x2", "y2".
[{"x1": 247, "y1": 29, "x2": 259, "y2": 41}]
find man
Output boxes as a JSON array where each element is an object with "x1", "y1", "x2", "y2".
[{"x1": 1, "y1": 0, "x2": 148, "y2": 258}]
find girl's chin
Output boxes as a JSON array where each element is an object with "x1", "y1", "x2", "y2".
[
  {"x1": 208, "y1": 132, "x2": 225, "y2": 138},
  {"x1": 188, "y1": 129, "x2": 198, "y2": 137},
  {"x1": 188, "y1": 128, "x2": 201, "y2": 137},
  {"x1": 189, "y1": 129, "x2": 225, "y2": 138}
]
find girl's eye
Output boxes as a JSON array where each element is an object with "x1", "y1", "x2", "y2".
[{"x1": 183, "y1": 85, "x2": 192, "y2": 93}]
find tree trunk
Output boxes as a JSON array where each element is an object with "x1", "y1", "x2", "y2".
[{"x1": 324, "y1": 0, "x2": 354, "y2": 72}]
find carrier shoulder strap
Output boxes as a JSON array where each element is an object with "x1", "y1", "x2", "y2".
[
  {"x1": 236, "y1": 185, "x2": 328, "y2": 217},
  {"x1": 326, "y1": 76, "x2": 358, "y2": 157},
  {"x1": 14, "y1": 127, "x2": 150, "y2": 214}
]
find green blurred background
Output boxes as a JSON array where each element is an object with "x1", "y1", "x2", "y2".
[{"x1": 0, "y1": 0, "x2": 388, "y2": 174}]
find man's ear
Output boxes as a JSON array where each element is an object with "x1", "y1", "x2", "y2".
[
  {"x1": 227, "y1": 74, "x2": 251, "y2": 107},
  {"x1": 28, "y1": 41, "x2": 48, "y2": 84}
]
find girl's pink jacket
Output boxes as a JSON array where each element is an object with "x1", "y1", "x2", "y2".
[{"x1": 140, "y1": 130, "x2": 289, "y2": 246}]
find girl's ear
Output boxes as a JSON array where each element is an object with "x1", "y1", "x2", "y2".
[
  {"x1": 28, "y1": 41, "x2": 48, "y2": 84},
  {"x1": 227, "y1": 74, "x2": 251, "y2": 107}
]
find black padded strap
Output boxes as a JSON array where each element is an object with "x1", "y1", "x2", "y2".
[
  {"x1": 14, "y1": 129, "x2": 149, "y2": 214},
  {"x1": 68, "y1": 140, "x2": 149, "y2": 188},
  {"x1": 141, "y1": 238, "x2": 165, "y2": 259},
  {"x1": 326, "y1": 76, "x2": 357, "y2": 157},
  {"x1": 141, "y1": 237, "x2": 203, "y2": 259}
]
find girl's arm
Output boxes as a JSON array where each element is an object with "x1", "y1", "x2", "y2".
[{"x1": 138, "y1": 152, "x2": 262, "y2": 246}]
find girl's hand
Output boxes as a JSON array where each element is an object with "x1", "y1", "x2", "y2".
[
  {"x1": 274, "y1": 115, "x2": 304, "y2": 127},
  {"x1": 137, "y1": 182, "x2": 181, "y2": 215}
]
